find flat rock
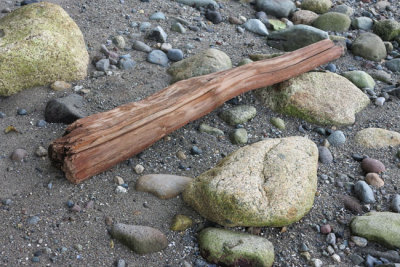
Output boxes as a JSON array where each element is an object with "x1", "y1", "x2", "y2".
[
  {"x1": 312, "y1": 12, "x2": 351, "y2": 32},
  {"x1": 198, "y1": 228, "x2": 275, "y2": 267},
  {"x1": 132, "y1": 40, "x2": 152, "y2": 53},
  {"x1": 256, "y1": 0, "x2": 296, "y2": 18},
  {"x1": 136, "y1": 174, "x2": 192, "y2": 199},
  {"x1": 355, "y1": 128, "x2": 400, "y2": 148},
  {"x1": 243, "y1": 19, "x2": 269, "y2": 36},
  {"x1": 351, "y1": 212, "x2": 400, "y2": 248},
  {"x1": 199, "y1": 123, "x2": 224, "y2": 136},
  {"x1": 45, "y1": 94, "x2": 86, "y2": 124},
  {"x1": 174, "y1": 0, "x2": 217, "y2": 8},
  {"x1": 183, "y1": 136, "x2": 318, "y2": 227},
  {"x1": 147, "y1": 50, "x2": 169, "y2": 67},
  {"x1": 167, "y1": 48, "x2": 231, "y2": 83},
  {"x1": 110, "y1": 223, "x2": 168, "y2": 254},
  {"x1": 219, "y1": 105, "x2": 257, "y2": 125},
  {"x1": 0, "y1": 2, "x2": 88, "y2": 96},
  {"x1": 267, "y1": 25, "x2": 329, "y2": 51},
  {"x1": 342, "y1": 70, "x2": 375, "y2": 89},
  {"x1": 351, "y1": 33, "x2": 386, "y2": 62},
  {"x1": 256, "y1": 72, "x2": 370, "y2": 125}
]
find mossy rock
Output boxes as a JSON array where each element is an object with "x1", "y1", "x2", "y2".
[
  {"x1": 301, "y1": 0, "x2": 332, "y2": 14},
  {"x1": 351, "y1": 33, "x2": 386, "y2": 62},
  {"x1": 312, "y1": 12, "x2": 351, "y2": 32},
  {"x1": 199, "y1": 228, "x2": 275, "y2": 267},
  {"x1": 373, "y1": 19, "x2": 400, "y2": 41},
  {"x1": 342, "y1": 70, "x2": 376, "y2": 89},
  {"x1": 0, "y1": 2, "x2": 89, "y2": 96}
]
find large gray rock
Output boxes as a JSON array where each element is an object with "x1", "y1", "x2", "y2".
[
  {"x1": 351, "y1": 33, "x2": 387, "y2": 62},
  {"x1": 183, "y1": 136, "x2": 318, "y2": 227},
  {"x1": 256, "y1": 72, "x2": 370, "y2": 125},
  {"x1": 351, "y1": 212, "x2": 400, "y2": 248},
  {"x1": 267, "y1": 25, "x2": 329, "y2": 51},
  {"x1": 110, "y1": 224, "x2": 168, "y2": 254},
  {"x1": 256, "y1": 0, "x2": 296, "y2": 18},
  {"x1": 0, "y1": 2, "x2": 89, "y2": 96},
  {"x1": 198, "y1": 228, "x2": 275, "y2": 267},
  {"x1": 167, "y1": 49, "x2": 231, "y2": 82},
  {"x1": 355, "y1": 128, "x2": 400, "y2": 149}
]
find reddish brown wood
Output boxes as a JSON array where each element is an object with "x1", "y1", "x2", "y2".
[{"x1": 49, "y1": 39, "x2": 343, "y2": 184}]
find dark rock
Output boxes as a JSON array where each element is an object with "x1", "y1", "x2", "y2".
[
  {"x1": 205, "y1": 10, "x2": 222, "y2": 24},
  {"x1": 318, "y1": 146, "x2": 333, "y2": 164},
  {"x1": 343, "y1": 196, "x2": 363, "y2": 214},
  {"x1": 45, "y1": 94, "x2": 87, "y2": 124},
  {"x1": 148, "y1": 26, "x2": 167, "y2": 43}
]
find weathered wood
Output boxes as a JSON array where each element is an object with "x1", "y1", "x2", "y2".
[{"x1": 49, "y1": 39, "x2": 343, "y2": 184}]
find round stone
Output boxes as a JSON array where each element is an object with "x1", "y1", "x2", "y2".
[
  {"x1": 10, "y1": 148, "x2": 28, "y2": 161},
  {"x1": 365, "y1": 173, "x2": 384, "y2": 188},
  {"x1": 361, "y1": 158, "x2": 385, "y2": 173},
  {"x1": 167, "y1": 49, "x2": 184, "y2": 62},
  {"x1": 327, "y1": 131, "x2": 346, "y2": 146}
]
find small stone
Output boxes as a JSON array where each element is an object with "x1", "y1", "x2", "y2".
[
  {"x1": 117, "y1": 259, "x2": 126, "y2": 267},
  {"x1": 230, "y1": 128, "x2": 248, "y2": 144},
  {"x1": 148, "y1": 26, "x2": 167, "y2": 43},
  {"x1": 32, "y1": 257, "x2": 40, "y2": 263},
  {"x1": 199, "y1": 123, "x2": 224, "y2": 136},
  {"x1": 74, "y1": 244, "x2": 83, "y2": 251},
  {"x1": 342, "y1": 70, "x2": 376, "y2": 89},
  {"x1": 2, "y1": 199, "x2": 12, "y2": 205},
  {"x1": 115, "y1": 186, "x2": 127, "y2": 194},
  {"x1": 243, "y1": 19, "x2": 269, "y2": 36},
  {"x1": 311, "y1": 258, "x2": 323, "y2": 267},
  {"x1": 343, "y1": 196, "x2": 363, "y2": 214},
  {"x1": 45, "y1": 94, "x2": 86, "y2": 124},
  {"x1": 167, "y1": 49, "x2": 184, "y2": 62},
  {"x1": 171, "y1": 22, "x2": 186, "y2": 33},
  {"x1": 300, "y1": 251, "x2": 311, "y2": 261},
  {"x1": 149, "y1": 11, "x2": 165, "y2": 21},
  {"x1": 219, "y1": 105, "x2": 256, "y2": 125},
  {"x1": 17, "y1": 108, "x2": 27, "y2": 115},
  {"x1": 36, "y1": 120, "x2": 47, "y2": 128},
  {"x1": 361, "y1": 158, "x2": 385, "y2": 173},
  {"x1": 326, "y1": 233, "x2": 336, "y2": 245},
  {"x1": 205, "y1": 10, "x2": 222, "y2": 24},
  {"x1": 139, "y1": 22, "x2": 152, "y2": 32},
  {"x1": 113, "y1": 35, "x2": 126, "y2": 49},
  {"x1": 365, "y1": 173, "x2": 384, "y2": 188},
  {"x1": 170, "y1": 214, "x2": 193, "y2": 231},
  {"x1": 27, "y1": 216, "x2": 40, "y2": 225},
  {"x1": 331, "y1": 254, "x2": 341, "y2": 263},
  {"x1": 136, "y1": 174, "x2": 192, "y2": 199},
  {"x1": 349, "y1": 254, "x2": 364, "y2": 265},
  {"x1": 354, "y1": 181, "x2": 375, "y2": 204},
  {"x1": 119, "y1": 58, "x2": 136, "y2": 70},
  {"x1": 95, "y1": 58, "x2": 110, "y2": 71},
  {"x1": 66, "y1": 200, "x2": 74, "y2": 208},
  {"x1": 327, "y1": 131, "x2": 346, "y2": 146},
  {"x1": 318, "y1": 146, "x2": 333, "y2": 164},
  {"x1": 374, "y1": 97, "x2": 385, "y2": 106},
  {"x1": 320, "y1": 224, "x2": 332, "y2": 234},
  {"x1": 71, "y1": 204, "x2": 81, "y2": 212},
  {"x1": 176, "y1": 151, "x2": 186, "y2": 160},
  {"x1": 351, "y1": 236, "x2": 368, "y2": 247},
  {"x1": 325, "y1": 63, "x2": 336, "y2": 72},
  {"x1": 50, "y1": 81, "x2": 71, "y2": 91},
  {"x1": 326, "y1": 245, "x2": 335, "y2": 255},
  {"x1": 114, "y1": 176, "x2": 124, "y2": 185},
  {"x1": 0, "y1": 112, "x2": 5, "y2": 118},
  {"x1": 190, "y1": 146, "x2": 202, "y2": 155},
  {"x1": 391, "y1": 194, "x2": 400, "y2": 212},
  {"x1": 134, "y1": 164, "x2": 144, "y2": 174},
  {"x1": 147, "y1": 50, "x2": 169, "y2": 67},
  {"x1": 160, "y1": 43, "x2": 172, "y2": 52},
  {"x1": 270, "y1": 117, "x2": 285, "y2": 130},
  {"x1": 132, "y1": 40, "x2": 152, "y2": 52},
  {"x1": 35, "y1": 146, "x2": 48, "y2": 157},
  {"x1": 11, "y1": 148, "x2": 27, "y2": 161}
]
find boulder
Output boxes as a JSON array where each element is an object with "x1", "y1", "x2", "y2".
[
  {"x1": 198, "y1": 228, "x2": 275, "y2": 267},
  {"x1": 373, "y1": 19, "x2": 400, "y2": 41},
  {"x1": 355, "y1": 128, "x2": 400, "y2": 148},
  {"x1": 183, "y1": 136, "x2": 318, "y2": 227},
  {"x1": 167, "y1": 49, "x2": 231, "y2": 82},
  {"x1": 351, "y1": 212, "x2": 400, "y2": 248},
  {"x1": 312, "y1": 12, "x2": 351, "y2": 32},
  {"x1": 351, "y1": 33, "x2": 387, "y2": 62},
  {"x1": 267, "y1": 25, "x2": 328, "y2": 51},
  {"x1": 0, "y1": 2, "x2": 89, "y2": 96},
  {"x1": 256, "y1": 72, "x2": 370, "y2": 125}
]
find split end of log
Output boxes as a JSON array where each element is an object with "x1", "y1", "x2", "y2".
[{"x1": 49, "y1": 39, "x2": 344, "y2": 184}]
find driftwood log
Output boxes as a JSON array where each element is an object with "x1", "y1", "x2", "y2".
[{"x1": 49, "y1": 39, "x2": 343, "y2": 184}]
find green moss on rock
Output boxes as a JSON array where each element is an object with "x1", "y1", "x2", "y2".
[{"x1": 0, "y1": 2, "x2": 89, "y2": 96}]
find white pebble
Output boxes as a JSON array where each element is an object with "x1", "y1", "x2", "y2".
[
  {"x1": 375, "y1": 97, "x2": 385, "y2": 106},
  {"x1": 114, "y1": 176, "x2": 124, "y2": 185},
  {"x1": 115, "y1": 186, "x2": 127, "y2": 194},
  {"x1": 311, "y1": 258, "x2": 323, "y2": 267},
  {"x1": 134, "y1": 164, "x2": 144, "y2": 174},
  {"x1": 331, "y1": 254, "x2": 341, "y2": 262}
]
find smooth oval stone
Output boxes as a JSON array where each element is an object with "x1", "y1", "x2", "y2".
[
  {"x1": 365, "y1": 173, "x2": 384, "y2": 188},
  {"x1": 167, "y1": 49, "x2": 184, "y2": 62},
  {"x1": 392, "y1": 194, "x2": 400, "y2": 213},
  {"x1": 136, "y1": 174, "x2": 192, "y2": 199},
  {"x1": 327, "y1": 130, "x2": 346, "y2": 146},
  {"x1": 243, "y1": 19, "x2": 269, "y2": 36},
  {"x1": 361, "y1": 158, "x2": 385, "y2": 173},
  {"x1": 10, "y1": 148, "x2": 28, "y2": 161},
  {"x1": 230, "y1": 128, "x2": 248, "y2": 144},
  {"x1": 354, "y1": 181, "x2": 375, "y2": 204},
  {"x1": 219, "y1": 105, "x2": 257, "y2": 125},
  {"x1": 132, "y1": 40, "x2": 152, "y2": 52},
  {"x1": 318, "y1": 146, "x2": 333, "y2": 164},
  {"x1": 147, "y1": 50, "x2": 168, "y2": 67}
]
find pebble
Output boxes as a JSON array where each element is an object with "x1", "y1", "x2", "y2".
[
  {"x1": 1, "y1": 8, "x2": 11, "y2": 13},
  {"x1": 325, "y1": 63, "x2": 337, "y2": 72},
  {"x1": 349, "y1": 253, "x2": 364, "y2": 265},
  {"x1": 230, "y1": 128, "x2": 248, "y2": 144},
  {"x1": 326, "y1": 233, "x2": 336, "y2": 245},
  {"x1": 160, "y1": 43, "x2": 172, "y2": 52},
  {"x1": 0, "y1": 112, "x2": 5, "y2": 118},
  {"x1": 132, "y1": 40, "x2": 152, "y2": 53},
  {"x1": 139, "y1": 22, "x2": 152, "y2": 32},
  {"x1": 327, "y1": 131, "x2": 346, "y2": 146},
  {"x1": 32, "y1": 256, "x2": 40, "y2": 263},
  {"x1": 2, "y1": 199, "x2": 12, "y2": 205},
  {"x1": 36, "y1": 120, "x2": 47, "y2": 127},
  {"x1": 114, "y1": 176, "x2": 124, "y2": 185},
  {"x1": 361, "y1": 158, "x2": 385, "y2": 173},
  {"x1": 320, "y1": 224, "x2": 332, "y2": 234},
  {"x1": 136, "y1": 174, "x2": 192, "y2": 199},
  {"x1": 113, "y1": 35, "x2": 126, "y2": 49},
  {"x1": 149, "y1": 11, "x2": 165, "y2": 21},
  {"x1": 351, "y1": 236, "x2": 368, "y2": 247},
  {"x1": 45, "y1": 94, "x2": 86, "y2": 124},
  {"x1": 66, "y1": 200, "x2": 74, "y2": 208},
  {"x1": 375, "y1": 97, "x2": 385, "y2": 106},
  {"x1": 21, "y1": 0, "x2": 39, "y2": 5},
  {"x1": 71, "y1": 204, "x2": 82, "y2": 212},
  {"x1": 96, "y1": 58, "x2": 110, "y2": 71},
  {"x1": 10, "y1": 148, "x2": 28, "y2": 162},
  {"x1": 148, "y1": 26, "x2": 167, "y2": 43},
  {"x1": 170, "y1": 214, "x2": 193, "y2": 231},
  {"x1": 392, "y1": 194, "x2": 400, "y2": 212},
  {"x1": 167, "y1": 49, "x2": 184, "y2": 61},
  {"x1": 17, "y1": 108, "x2": 27, "y2": 115},
  {"x1": 119, "y1": 58, "x2": 136, "y2": 70},
  {"x1": 27, "y1": 216, "x2": 40, "y2": 225},
  {"x1": 176, "y1": 151, "x2": 187, "y2": 160},
  {"x1": 205, "y1": 9, "x2": 222, "y2": 24},
  {"x1": 365, "y1": 173, "x2": 384, "y2": 188},
  {"x1": 50, "y1": 81, "x2": 71, "y2": 91},
  {"x1": 270, "y1": 117, "x2": 285, "y2": 130},
  {"x1": 366, "y1": 255, "x2": 382, "y2": 267},
  {"x1": 354, "y1": 180, "x2": 375, "y2": 204},
  {"x1": 117, "y1": 259, "x2": 126, "y2": 267},
  {"x1": 134, "y1": 164, "x2": 144, "y2": 174},
  {"x1": 35, "y1": 146, "x2": 47, "y2": 157},
  {"x1": 331, "y1": 254, "x2": 341, "y2": 263},
  {"x1": 343, "y1": 196, "x2": 363, "y2": 214},
  {"x1": 191, "y1": 146, "x2": 202, "y2": 155},
  {"x1": 243, "y1": 19, "x2": 269, "y2": 36},
  {"x1": 116, "y1": 186, "x2": 127, "y2": 194},
  {"x1": 171, "y1": 22, "x2": 186, "y2": 33},
  {"x1": 311, "y1": 258, "x2": 323, "y2": 267},
  {"x1": 318, "y1": 146, "x2": 333, "y2": 164},
  {"x1": 147, "y1": 50, "x2": 169, "y2": 67}
]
